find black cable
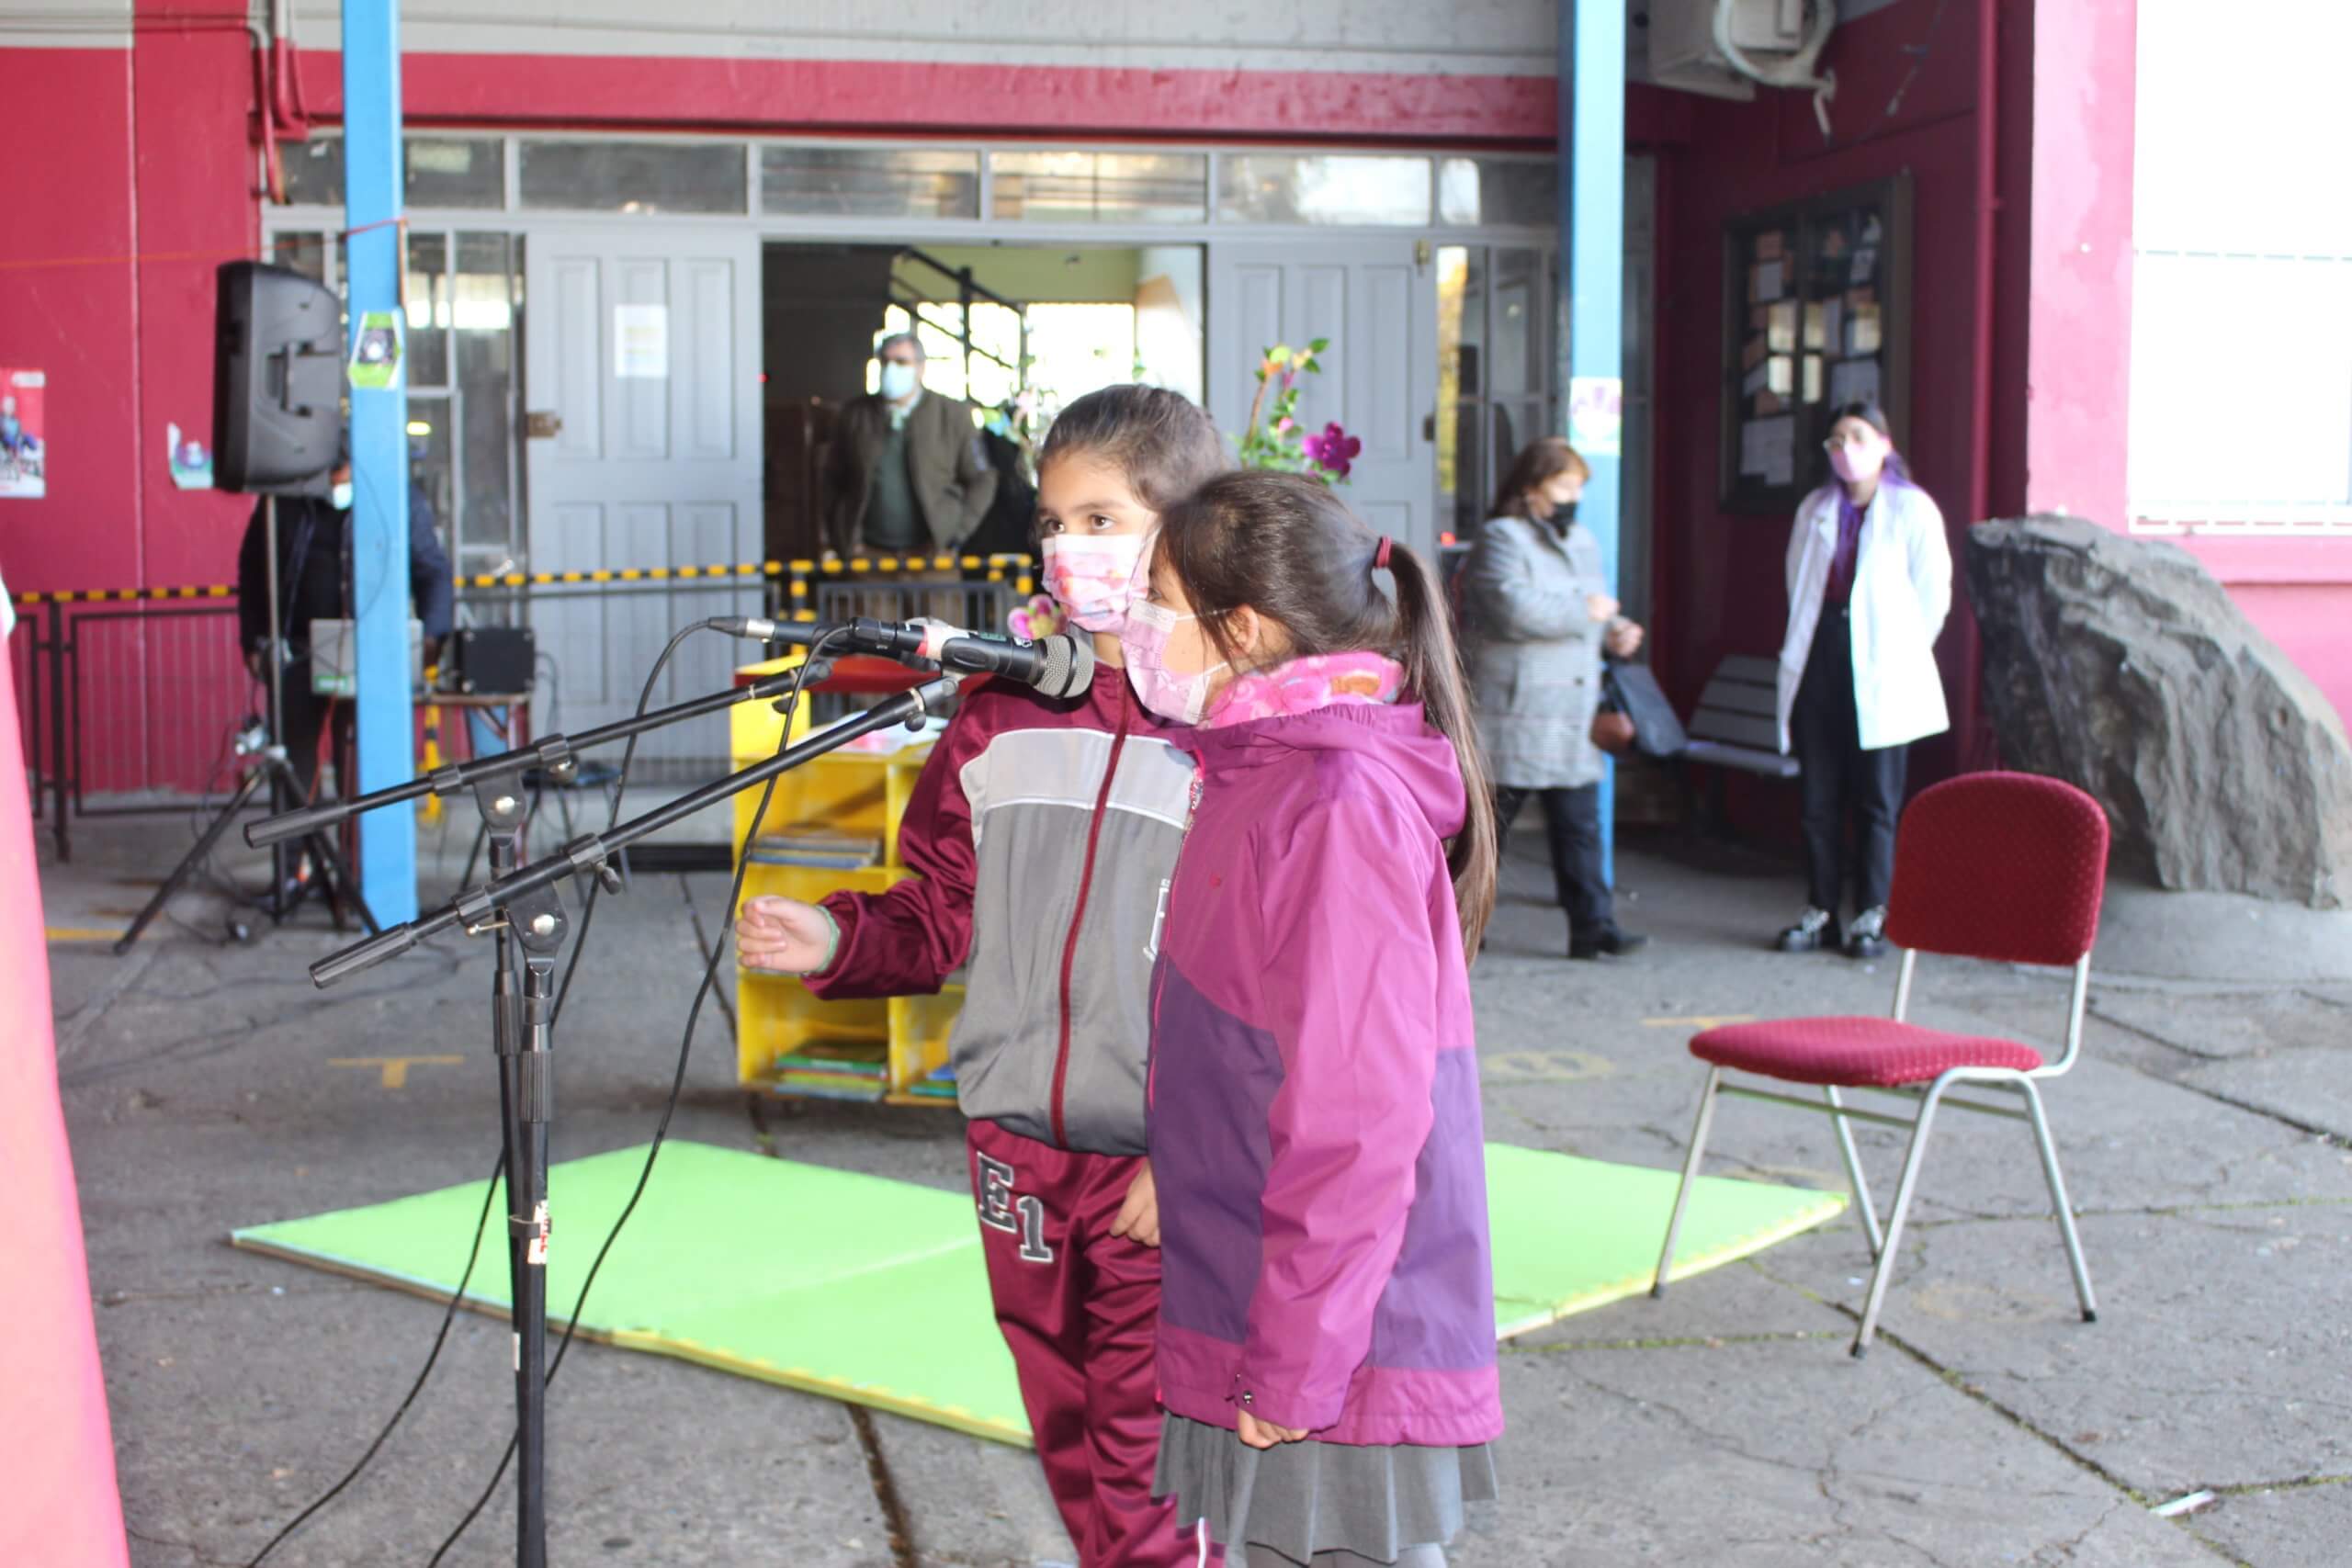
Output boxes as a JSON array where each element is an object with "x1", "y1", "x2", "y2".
[
  {"x1": 547, "y1": 620, "x2": 707, "y2": 1028},
  {"x1": 425, "y1": 628, "x2": 844, "y2": 1567},
  {"x1": 241, "y1": 622, "x2": 722, "y2": 1562},
  {"x1": 242, "y1": 1150, "x2": 504, "y2": 1568}
]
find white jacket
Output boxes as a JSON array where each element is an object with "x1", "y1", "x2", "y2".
[{"x1": 1776, "y1": 479, "x2": 1953, "y2": 753}]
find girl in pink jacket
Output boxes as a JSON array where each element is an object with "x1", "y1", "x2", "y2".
[{"x1": 1123, "y1": 470, "x2": 1503, "y2": 1567}]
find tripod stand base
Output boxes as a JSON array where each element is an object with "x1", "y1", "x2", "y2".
[{"x1": 115, "y1": 756, "x2": 381, "y2": 955}]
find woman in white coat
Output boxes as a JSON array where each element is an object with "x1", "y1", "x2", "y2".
[{"x1": 1774, "y1": 401, "x2": 1951, "y2": 959}]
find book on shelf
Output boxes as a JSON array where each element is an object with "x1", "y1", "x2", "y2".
[{"x1": 746, "y1": 825, "x2": 883, "y2": 870}]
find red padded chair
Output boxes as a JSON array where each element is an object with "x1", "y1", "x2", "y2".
[{"x1": 1652, "y1": 772, "x2": 2111, "y2": 1356}]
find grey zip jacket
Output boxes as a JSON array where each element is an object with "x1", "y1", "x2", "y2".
[{"x1": 807, "y1": 662, "x2": 1194, "y2": 1153}]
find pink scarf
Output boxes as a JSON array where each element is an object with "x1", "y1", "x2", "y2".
[{"x1": 1200, "y1": 651, "x2": 1407, "y2": 729}]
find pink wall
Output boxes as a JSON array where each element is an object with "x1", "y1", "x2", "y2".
[
  {"x1": 2170, "y1": 539, "x2": 2352, "y2": 728},
  {"x1": 0, "y1": 47, "x2": 142, "y2": 593},
  {"x1": 0, "y1": 6, "x2": 263, "y2": 791},
  {"x1": 2011, "y1": 0, "x2": 2135, "y2": 531}
]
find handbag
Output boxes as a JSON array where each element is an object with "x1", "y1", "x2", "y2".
[{"x1": 1592, "y1": 659, "x2": 1690, "y2": 760}]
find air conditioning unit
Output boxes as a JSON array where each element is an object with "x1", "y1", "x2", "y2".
[{"x1": 1646, "y1": 0, "x2": 1811, "y2": 101}]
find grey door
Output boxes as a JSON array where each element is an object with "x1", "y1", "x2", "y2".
[
  {"x1": 524, "y1": 226, "x2": 761, "y2": 765},
  {"x1": 1208, "y1": 240, "x2": 1441, "y2": 559}
]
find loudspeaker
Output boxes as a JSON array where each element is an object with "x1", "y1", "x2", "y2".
[
  {"x1": 448, "y1": 626, "x2": 537, "y2": 696},
  {"x1": 212, "y1": 261, "x2": 343, "y2": 494}
]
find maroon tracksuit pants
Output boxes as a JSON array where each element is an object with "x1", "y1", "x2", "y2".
[{"x1": 967, "y1": 1120, "x2": 1199, "y2": 1568}]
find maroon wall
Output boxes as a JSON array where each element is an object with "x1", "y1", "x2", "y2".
[{"x1": 1639, "y1": 0, "x2": 2000, "y2": 796}]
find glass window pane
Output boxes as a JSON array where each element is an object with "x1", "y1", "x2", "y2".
[
  {"x1": 281, "y1": 138, "x2": 345, "y2": 206},
  {"x1": 1435, "y1": 245, "x2": 1481, "y2": 537},
  {"x1": 406, "y1": 394, "x2": 456, "y2": 565},
  {"x1": 271, "y1": 231, "x2": 328, "y2": 284},
  {"x1": 404, "y1": 137, "x2": 505, "y2": 209},
  {"x1": 404, "y1": 231, "x2": 450, "y2": 388},
  {"x1": 519, "y1": 140, "x2": 747, "y2": 214},
  {"x1": 1489, "y1": 249, "x2": 1542, "y2": 397},
  {"x1": 276, "y1": 135, "x2": 505, "y2": 209},
  {"x1": 454, "y1": 233, "x2": 520, "y2": 569},
  {"x1": 1438, "y1": 157, "x2": 1556, "y2": 228},
  {"x1": 763, "y1": 146, "x2": 978, "y2": 219},
  {"x1": 990, "y1": 152, "x2": 1208, "y2": 224},
  {"x1": 1218, "y1": 154, "x2": 1431, "y2": 227}
]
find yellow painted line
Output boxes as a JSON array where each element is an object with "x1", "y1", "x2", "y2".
[
  {"x1": 1642, "y1": 1015, "x2": 1758, "y2": 1030},
  {"x1": 329, "y1": 1055, "x2": 465, "y2": 1089},
  {"x1": 45, "y1": 927, "x2": 119, "y2": 942},
  {"x1": 1483, "y1": 1049, "x2": 1614, "y2": 1083}
]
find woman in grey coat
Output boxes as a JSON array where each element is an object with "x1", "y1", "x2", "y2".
[{"x1": 1460, "y1": 437, "x2": 1647, "y2": 959}]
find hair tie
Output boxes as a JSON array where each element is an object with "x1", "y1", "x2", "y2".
[{"x1": 1374, "y1": 536, "x2": 1393, "y2": 570}]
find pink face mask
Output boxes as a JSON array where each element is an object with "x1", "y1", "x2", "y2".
[
  {"x1": 1118, "y1": 601, "x2": 1228, "y2": 726},
  {"x1": 1040, "y1": 531, "x2": 1154, "y2": 635},
  {"x1": 1829, "y1": 439, "x2": 1888, "y2": 486}
]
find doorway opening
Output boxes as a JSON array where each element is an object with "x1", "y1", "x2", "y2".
[{"x1": 760, "y1": 241, "x2": 1205, "y2": 564}]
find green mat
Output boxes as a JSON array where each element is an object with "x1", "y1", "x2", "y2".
[{"x1": 232, "y1": 1141, "x2": 1842, "y2": 1449}]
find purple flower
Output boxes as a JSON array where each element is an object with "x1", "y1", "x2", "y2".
[{"x1": 1303, "y1": 422, "x2": 1362, "y2": 479}]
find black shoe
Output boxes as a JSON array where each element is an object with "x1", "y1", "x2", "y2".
[
  {"x1": 1843, "y1": 905, "x2": 1889, "y2": 960},
  {"x1": 1570, "y1": 927, "x2": 1649, "y2": 960},
  {"x1": 1775, "y1": 906, "x2": 1839, "y2": 953}
]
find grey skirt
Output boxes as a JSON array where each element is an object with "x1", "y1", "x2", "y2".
[{"x1": 1152, "y1": 1414, "x2": 1498, "y2": 1564}]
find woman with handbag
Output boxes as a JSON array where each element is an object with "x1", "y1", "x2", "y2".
[
  {"x1": 1460, "y1": 437, "x2": 1649, "y2": 960},
  {"x1": 1773, "y1": 400, "x2": 1952, "y2": 959}
]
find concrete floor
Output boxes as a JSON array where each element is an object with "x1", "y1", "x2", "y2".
[{"x1": 35, "y1": 799, "x2": 2352, "y2": 1568}]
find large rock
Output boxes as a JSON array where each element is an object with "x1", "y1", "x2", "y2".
[{"x1": 1965, "y1": 516, "x2": 2352, "y2": 909}]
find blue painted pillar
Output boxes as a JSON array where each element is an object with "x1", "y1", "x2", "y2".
[
  {"x1": 343, "y1": 0, "x2": 417, "y2": 920},
  {"x1": 1562, "y1": 0, "x2": 1625, "y2": 882}
]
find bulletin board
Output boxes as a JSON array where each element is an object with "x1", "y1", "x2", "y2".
[{"x1": 1718, "y1": 175, "x2": 1913, "y2": 513}]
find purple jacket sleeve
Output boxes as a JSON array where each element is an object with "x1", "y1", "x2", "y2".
[
  {"x1": 802, "y1": 686, "x2": 990, "y2": 1000},
  {"x1": 1237, "y1": 794, "x2": 1442, "y2": 1433}
]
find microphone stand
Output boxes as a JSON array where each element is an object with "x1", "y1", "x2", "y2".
[{"x1": 252, "y1": 666, "x2": 958, "y2": 1568}]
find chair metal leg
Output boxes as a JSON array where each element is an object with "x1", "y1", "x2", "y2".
[
  {"x1": 1652, "y1": 1067, "x2": 1722, "y2": 1297},
  {"x1": 2017, "y1": 1077, "x2": 2098, "y2": 1323},
  {"x1": 1852, "y1": 1080, "x2": 1949, "y2": 1357},
  {"x1": 1824, "y1": 1085, "x2": 1884, "y2": 1259}
]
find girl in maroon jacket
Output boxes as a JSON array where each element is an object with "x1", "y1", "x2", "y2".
[
  {"x1": 1125, "y1": 471, "x2": 1503, "y2": 1566},
  {"x1": 737, "y1": 386, "x2": 1226, "y2": 1567}
]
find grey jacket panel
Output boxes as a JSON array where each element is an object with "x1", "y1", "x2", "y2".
[
  {"x1": 1462, "y1": 514, "x2": 1611, "y2": 789},
  {"x1": 950, "y1": 725, "x2": 1193, "y2": 1154}
]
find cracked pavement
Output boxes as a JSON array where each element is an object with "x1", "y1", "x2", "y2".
[{"x1": 38, "y1": 809, "x2": 2351, "y2": 1566}]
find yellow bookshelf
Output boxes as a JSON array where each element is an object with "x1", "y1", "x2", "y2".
[{"x1": 729, "y1": 657, "x2": 960, "y2": 1106}]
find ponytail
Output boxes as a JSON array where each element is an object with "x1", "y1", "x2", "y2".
[{"x1": 1384, "y1": 543, "x2": 1498, "y2": 959}]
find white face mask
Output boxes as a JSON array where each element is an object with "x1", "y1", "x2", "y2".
[
  {"x1": 1119, "y1": 600, "x2": 1229, "y2": 726},
  {"x1": 1041, "y1": 530, "x2": 1154, "y2": 635},
  {"x1": 878, "y1": 361, "x2": 919, "y2": 401},
  {"x1": 330, "y1": 479, "x2": 354, "y2": 511}
]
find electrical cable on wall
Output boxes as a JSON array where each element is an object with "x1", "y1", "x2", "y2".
[{"x1": 1713, "y1": 0, "x2": 1841, "y2": 139}]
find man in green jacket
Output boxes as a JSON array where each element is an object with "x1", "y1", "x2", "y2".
[{"x1": 823, "y1": 333, "x2": 999, "y2": 561}]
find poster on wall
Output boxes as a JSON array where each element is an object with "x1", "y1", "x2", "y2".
[
  {"x1": 1567, "y1": 377, "x2": 1623, "y2": 458},
  {"x1": 165, "y1": 422, "x2": 213, "y2": 490},
  {"x1": 348, "y1": 311, "x2": 403, "y2": 390},
  {"x1": 0, "y1": 368, "x2": 47, "y2": 500},
  {"x1": 615, "y1": 304, "x2": 670, "y2": 379}
]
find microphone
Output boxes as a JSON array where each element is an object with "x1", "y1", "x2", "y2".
[{"x1": 705, "y1": 616, "x2": 1096, "y2": 699}]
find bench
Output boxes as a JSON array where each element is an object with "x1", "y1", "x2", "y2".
[{"x1": 1681, "y1": 655, "x2": 1801, "y2": 779}]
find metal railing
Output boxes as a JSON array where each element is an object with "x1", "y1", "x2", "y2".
[{"x1": 10, "y1": 555, "x2": 1035, "y2": 859}]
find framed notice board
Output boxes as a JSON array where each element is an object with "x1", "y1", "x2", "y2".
[{"x1": 1719, "y1": 174, "x2": 1913, "y2": 513}]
